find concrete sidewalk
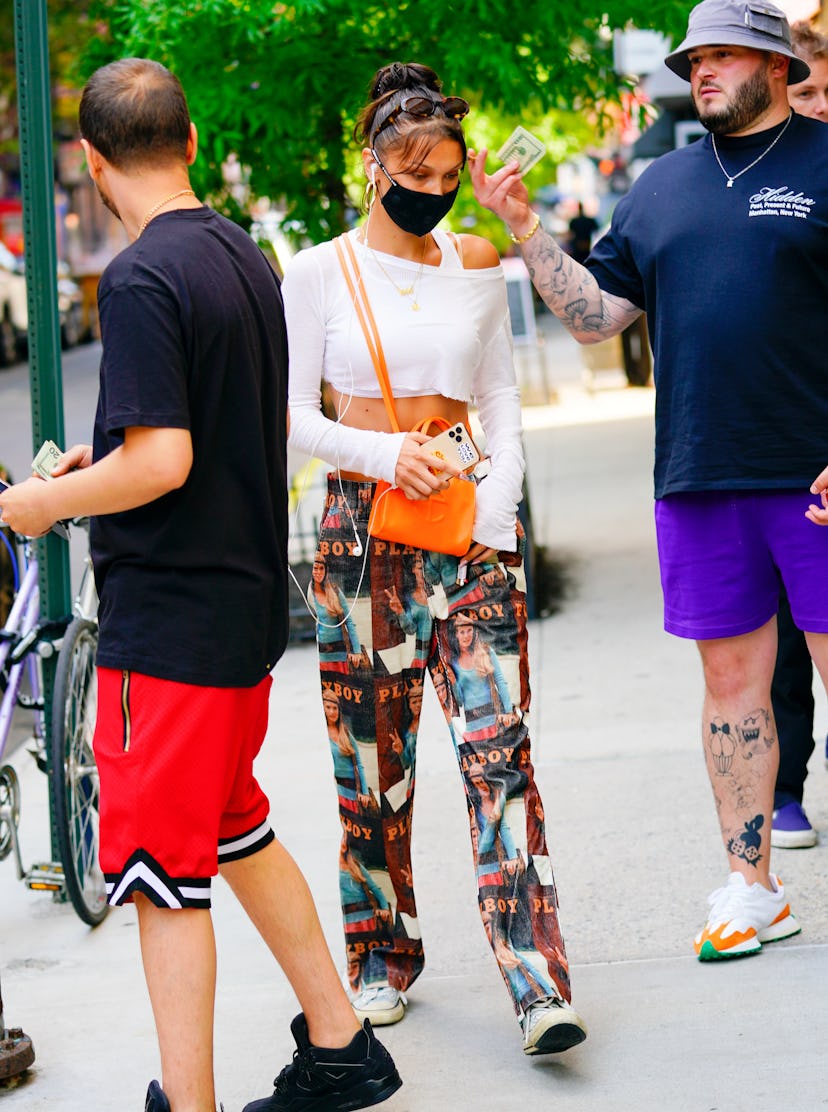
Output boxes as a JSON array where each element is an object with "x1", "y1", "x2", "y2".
[{"x1": 2, "y1": 334, "x2": 827, "y2": 1110}]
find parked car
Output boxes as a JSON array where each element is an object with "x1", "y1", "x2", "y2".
[
  {"x1": 0, "y1": 242, "x2": 86, "y2": 362},
  {"x1": 0, "y1": 242, "x2": 27, "y2": 367}
]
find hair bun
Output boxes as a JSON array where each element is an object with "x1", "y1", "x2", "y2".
[{"x1": 371, "y1": 61, "x2": 441, "y2": 99}]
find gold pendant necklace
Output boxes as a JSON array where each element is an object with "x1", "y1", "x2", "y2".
[
  {"x1": 138, "y1": 189, "x2": 197, "y2": 236},
  {"x1": 361, "y1": 227, "x2": 428, "y2": 311},
  {"x1": 711, "y1": 112, "x2": 793, "y2": 188}
]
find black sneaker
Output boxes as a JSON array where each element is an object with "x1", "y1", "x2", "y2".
[
  {"x1": 242, "y1": 1013, "x2": 402, "y2": 1111},
  {"x1": 145, "y1": 1081, "x2": 171, "y2": 1112}
]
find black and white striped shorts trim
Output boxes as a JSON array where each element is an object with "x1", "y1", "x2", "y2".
[
  {"x1": 105, "y1": 849, "x2": 212, "y2": 909},
  {"x1": 218, "y1": 820, "x2": 274, "y2": 864}
]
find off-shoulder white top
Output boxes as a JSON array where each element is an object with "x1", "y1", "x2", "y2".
[{"x1": 282, "y1": 227, "x2": 524, "y2": 550}]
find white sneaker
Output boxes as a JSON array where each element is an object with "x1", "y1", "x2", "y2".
[
  {"x1": 351, "y1": 985, "x2": 407, "y2": 1026},
  {"x1": 522, "y1": 996, "x2": 588, "y2": 1055},
  {"x1": 694, "y1": 872, "x2": 801, "y2": 961}
]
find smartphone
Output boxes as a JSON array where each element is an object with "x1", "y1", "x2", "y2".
[
  {"x1": 0, "y1": 478, "x2": 70, "y2": 541},
  {"x1": 426, "y1": 423, "x2": 480, "y2": 478}
]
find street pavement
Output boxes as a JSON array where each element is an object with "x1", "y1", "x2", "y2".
[{"x1": 1, "y1": 322, "x2": 827, "y2": 1110}]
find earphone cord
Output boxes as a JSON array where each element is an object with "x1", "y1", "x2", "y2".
[
  {"x1": 285, "y1": 431, "x2": 372, "y2": 633},
  {"x1": 286, "y1": 228, "x2": 375, "y2": 632}
]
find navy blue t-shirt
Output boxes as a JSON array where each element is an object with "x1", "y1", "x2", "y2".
[
  {"x1": 587, "y1": 113, "x2": 828, "y2": 499},
  {"x1": 92, "y1": 207, "x2": 289, "y2": 687}
]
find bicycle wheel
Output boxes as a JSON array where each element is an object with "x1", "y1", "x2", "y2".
[
  {"x1": 0, "y1": 523, "x2": 17, "y2": 660},
  {"x1": 51, "y1": 618, "x2": 108, "y2": 926},
  {"x1": 0, "y1": 763, "x2": 21, "y2": 861}
]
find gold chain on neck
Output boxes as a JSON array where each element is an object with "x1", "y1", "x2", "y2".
[
  {"x1": 137, "y1": 189, "x2": 197, "y2": 236},
  {"x1": 360, "y1": 226, "x2": 429, "y2": 311}
]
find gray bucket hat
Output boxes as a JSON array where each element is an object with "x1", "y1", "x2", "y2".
[{"x1": 665, "y1": 0, "x2": 810, "y2": 84}]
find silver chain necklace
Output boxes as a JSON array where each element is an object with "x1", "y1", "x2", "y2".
[{"x1": 711, "y1": 112, "x2": 793, "y2": 188}]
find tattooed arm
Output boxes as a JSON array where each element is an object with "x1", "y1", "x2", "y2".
[
  {"x1": 468, "y1": 149, "x2": 641, "y2": 344},
  {"x1": 520, "y1": 230, "x2": 641, "y2": 343}
]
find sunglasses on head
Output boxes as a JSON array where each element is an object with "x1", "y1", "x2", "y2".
[{"x1": 372, "y1": 95, "x2": 470, "y2": 141}]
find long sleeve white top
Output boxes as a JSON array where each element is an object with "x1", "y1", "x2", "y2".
[{"x1": 282, "y1": 227, "x2": 525, "y2": 551}]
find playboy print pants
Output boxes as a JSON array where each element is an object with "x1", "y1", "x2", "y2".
[{"x1": 313, "y1": 476, "x2": 571, "y2": 1017}]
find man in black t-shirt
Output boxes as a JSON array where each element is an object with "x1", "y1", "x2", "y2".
[
  {"x1": 0, "y1": 58, "x2": 400, "y2": 1112},
  {"x1": 470, "y1": 0, "x2": 828, "y2": 966}
]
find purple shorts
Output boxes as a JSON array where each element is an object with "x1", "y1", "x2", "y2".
[{"x1": 655, "y1": 490, "x2": 828, "y2": 640}]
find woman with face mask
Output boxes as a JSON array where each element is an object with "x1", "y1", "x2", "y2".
[{"x1": 282, "y1": 61, "x2": 587, "y2": 1058}]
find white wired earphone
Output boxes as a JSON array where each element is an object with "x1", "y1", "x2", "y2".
[{"x1": 287, "y1": 227, "x2": 386, "y2": 631}]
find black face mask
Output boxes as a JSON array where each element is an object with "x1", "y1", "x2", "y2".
[{"x1": 373, "y1": 154, "x2": 459, "y2": 237}]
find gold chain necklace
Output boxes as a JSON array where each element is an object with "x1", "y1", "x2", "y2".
[
  {"x1": 137, "y1": 189, "x2": 196, "y2": 236},
  {"x1": 360, "y1": 226, "x2": 428, "y2": 311},
  {"x1": 711, "y1": 112, "x2": 793, "y2": 188}
]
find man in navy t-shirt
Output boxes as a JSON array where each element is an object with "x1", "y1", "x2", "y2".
[
  {"x1": 470, "y1": 0, "x2": 828, "y2": 963},
  {"x1": 0, "y1": 57, "x2": 400, "y2": 1112}
]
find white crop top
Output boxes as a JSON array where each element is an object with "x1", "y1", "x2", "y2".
[{"x1": 282, "y1": 227, "x2": 525, "y2": 550}]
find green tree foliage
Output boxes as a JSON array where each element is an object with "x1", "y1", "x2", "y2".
[
  {"x1": 84, "y1": 0, "x2": 689, "y2": 242},
  {"x1": 0, "y1": 0, "x2": 101, "y2": 152}
]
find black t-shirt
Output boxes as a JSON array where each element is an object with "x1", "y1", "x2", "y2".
[
  {"x1": 587, "y1": 113, "x2": 828, "y2": 499},
  {"x1": 91, "y1": 207, "x2": 289, "y2": 686}
]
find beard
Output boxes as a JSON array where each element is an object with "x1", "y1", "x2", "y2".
[
  {"x1": 94, "y1": 181, "x2": 121, "y2": 221},
  {"x1": 693, "y1": 64, "x2": 772, "y2": 135}
]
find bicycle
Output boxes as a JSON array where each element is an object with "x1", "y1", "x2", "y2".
[
  {"x1": 0, "y1": 519, "x2": 108, "y2": 926},
  {"x1": 50, "y1": 520, "x2": 108, "y2": 926}
]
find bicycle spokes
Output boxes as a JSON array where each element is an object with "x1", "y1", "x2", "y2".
[
  {"x1": 0, "y1": 764, "x2": 21, "y2": 865},
  {"x1": 52, "y1": 619, "x2": 108, "y2": 925}
]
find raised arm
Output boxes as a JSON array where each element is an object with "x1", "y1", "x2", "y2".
[{"x1": 468, "y1": 149, "x2": 641, "y2": 344}]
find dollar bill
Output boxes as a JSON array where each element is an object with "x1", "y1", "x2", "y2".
[
  {"x1": 32, "y1": 439, "x2": 63, "y2": 481},
  {"x1": 496, "y1": 126, "x2": 546, "y2": 175}
]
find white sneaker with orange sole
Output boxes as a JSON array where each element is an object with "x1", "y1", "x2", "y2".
[{"x1": 694, "y1": 872, "x2": 800, "y2": 961}]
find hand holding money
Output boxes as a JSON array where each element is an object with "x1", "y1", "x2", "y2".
[
  {"x1": 32, "y1": 439, "x2": 63, "y2": 481},
  {"x1": 468, "y1": 146, "x2": 535, "y2": 233},
  {"x1": 495, "y1": 126, "x2": 547, "y2": 176},
  {"x1": 44, "y1": 442, "x2": 94, "y2": 478}
]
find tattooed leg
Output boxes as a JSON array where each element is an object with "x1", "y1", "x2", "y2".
[{"x1": 697, "y1": 620, "x2": 779, "y2": 888}]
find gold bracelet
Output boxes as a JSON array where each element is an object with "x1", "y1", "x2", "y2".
[{"x1": 508, "y1": 213, "x2": 541, "y2": 244}]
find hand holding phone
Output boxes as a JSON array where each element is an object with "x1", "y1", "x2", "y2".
[{"x1": 425, "y1": 423, "x2": 481, "y2": 479}]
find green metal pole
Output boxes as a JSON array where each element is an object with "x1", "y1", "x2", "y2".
[{"x1": 13, "y1": 0, "x2": 72, "y2": 867}]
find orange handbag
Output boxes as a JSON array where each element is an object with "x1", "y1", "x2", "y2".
[
  {"x1": 335, "y1": 236, "x2": 476, "y2": 557},
  {"x1": 369, "y1": 415, "x2": 476, "y2": 557}
]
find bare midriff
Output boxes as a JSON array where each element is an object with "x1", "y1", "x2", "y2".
[{"x1": 327, "y1": 387, "x2": 471, "y2": 482}]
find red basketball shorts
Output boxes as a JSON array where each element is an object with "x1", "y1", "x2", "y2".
[{"x1": 94, "y1": 668, "x2": 274, "y2": 909}]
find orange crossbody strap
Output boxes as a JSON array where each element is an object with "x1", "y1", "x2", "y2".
[
  {"x1": 333, "y1": 238, "x2": 383, "y2": 387},
  {"x1": 334, "y1": 235, "x2": 401, "y2": 435}
]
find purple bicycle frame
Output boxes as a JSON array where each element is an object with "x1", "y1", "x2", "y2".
[{"x1": 0, "y1": 553, "x2": 44, "y2": 760}]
